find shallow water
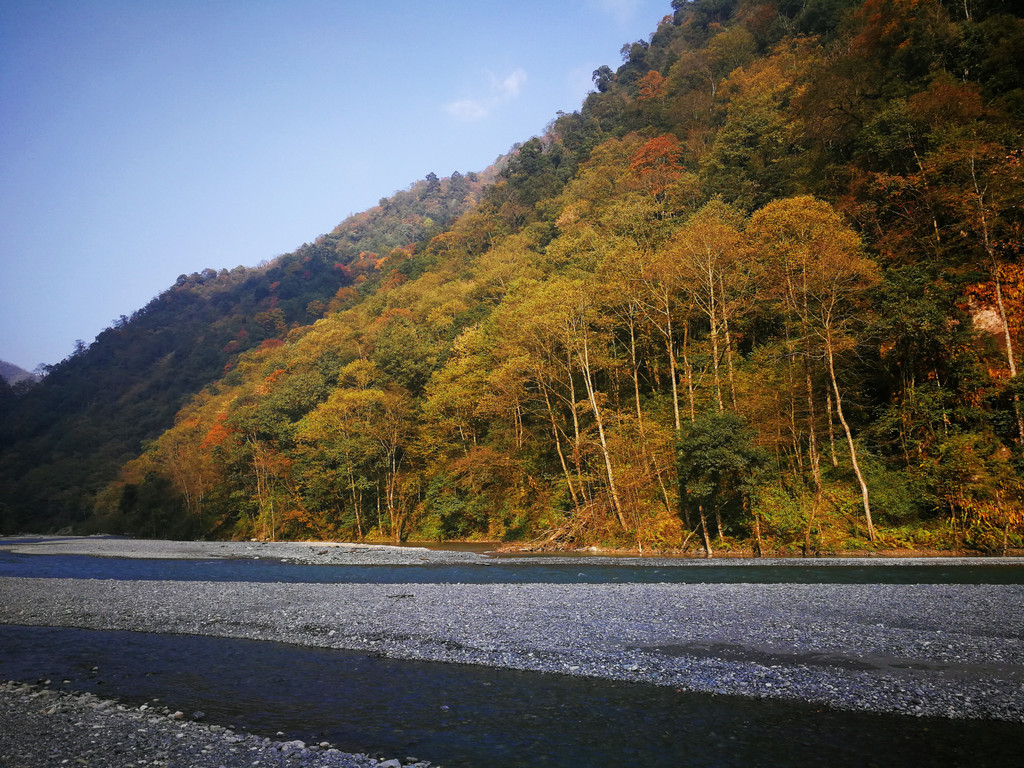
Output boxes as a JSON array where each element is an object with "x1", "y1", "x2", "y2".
[
  {"x1": 1, "y1": 550, "x2": 1022, "y2": 584},
  {"x1": 1, "y1": 624, "x2": 1021, "y2": 768}
]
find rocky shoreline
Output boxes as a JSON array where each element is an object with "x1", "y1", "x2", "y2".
[
  {"x1": 2, "y1": 536, "x2": 1023, "y2": 766},
  {"x1": 0, "y1": 680, "x2": 431, "y2": 768}
]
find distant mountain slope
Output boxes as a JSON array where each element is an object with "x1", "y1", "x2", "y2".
[
  {"x1": 0, "y1": 172, "x2": 486, "y2": 533},
  {"x1": 0, "y1": 361, "x2": 37, "y2": 385}
]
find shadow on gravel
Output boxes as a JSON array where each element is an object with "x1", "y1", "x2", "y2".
[{"x1": 1, "y1": 625, "x2": 1021, "y2": 768}]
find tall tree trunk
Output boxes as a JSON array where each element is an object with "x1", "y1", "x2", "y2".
[
  {"x1": 654, "y1": 466, "x2": 673, "y2": 516},
  {"x1": 719, "y1": 275, "x2": 738, "y2": 411},
  {"x1": 542, "y1": 381, "x2": 582, "y2": 511},
  {"x1": 665, "y1": 312, "x2": 682, "y2": 431},
  {"x1": 628, "y1": 313, "x2": 644, "y2": 426},
  {"x1": 645, "y1": 286, "x2": 683, "y2": 431},
  {"x1": 250, "y1": 437, "x2": 276, "y2": 541},
  {"x1": 784, "y1": 327, "x2": 804, "y2": 477},
  {"x1": 516, "y1": 401, "x2": 524, "y2": 449},
  {"x1": 566, "y1": 373, "x2": 589, "y2": 503},
  {"x1": 387, "y1": 465, "x2": 398, "y2": 544},
  {"x1": 699, "y1": 506, "x2": 713, "y2": 558},
  {"x1": 707, "y1": 264, "x2": 725, "y2": 413},
  {"x1": 579, "y1": 333, "x2": 628, "y2": 530},
  {"x1": 803, "y1": 364, "x2": 823, "y2": 557},
  {"x1": 826, "y1": 390, "x2": 840, "y2": 468},
  {"x1": 627, "y1": 315, "x2": 673, "y2": 515},
  {"x1": 683, "y1": 322, "x2": 696, "y2": 423},
  {"x1": 826, "y1": 333, "x2": 876, "y2": 543},
  {"x1": 749, "y1": 495, "x2": 763, "y2": 557},
  {"x1": 348, "y1": 469, "x2": 363, "y2": 540},
  {"x1": 805, "y1": 367, "x2": 822, "y2": 485}
]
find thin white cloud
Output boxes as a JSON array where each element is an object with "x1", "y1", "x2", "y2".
[
  {"x1": 445, "y1": 98, "x2": 490, "y2": 122},
  {"x1": 590, "y1": 0, "x2": 642, "y2": 24},
  {"x1": 445, "y1": 68, "x2": 527, "y2": 122},
  {"x1": 496, "y1": 69, "x2": 526, "y2": 99}
]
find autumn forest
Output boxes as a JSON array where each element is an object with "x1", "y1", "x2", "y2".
[{"x1": 2, "y1": 0, "x2": 1023, "y2": 556}]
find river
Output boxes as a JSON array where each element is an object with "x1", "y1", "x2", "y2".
[{"x1": 1, "y1": 542, "x2": 1022, "y2": 767}]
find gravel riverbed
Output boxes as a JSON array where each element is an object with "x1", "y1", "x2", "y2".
[{"x1": 2, "y1": 536, "x2": 1023, "y2": 767}]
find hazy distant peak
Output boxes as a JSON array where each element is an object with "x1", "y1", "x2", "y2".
[{"x1": 0, "y1": 360, "x2": 38, "y2": 385}]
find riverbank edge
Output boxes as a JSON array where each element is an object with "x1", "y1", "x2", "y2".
[
  {"x1": 495, "y1": 543, "x2": 1024, "y2": 558},
  {"x1": 7, "y1": 533, "x2": 1024, "y2": 560},
  {"x1": 4, "y1": 534, "x2": 1024, "y2": 565}
]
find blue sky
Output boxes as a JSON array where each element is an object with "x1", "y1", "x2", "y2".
[{"x1": 0, "y1": 0, "x2": 673, "y2": 371}]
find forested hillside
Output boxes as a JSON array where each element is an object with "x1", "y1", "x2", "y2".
[
  {"x1": 0, "y1": 173, "x2": 486, "y2": 534},
  {"x1": 6, "y1": 0, "x2": 1023, "y2": 555}
]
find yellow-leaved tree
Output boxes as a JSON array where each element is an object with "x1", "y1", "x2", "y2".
[{"x1": 749, "y1": 196, "x2": 881, "y2": 543}]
